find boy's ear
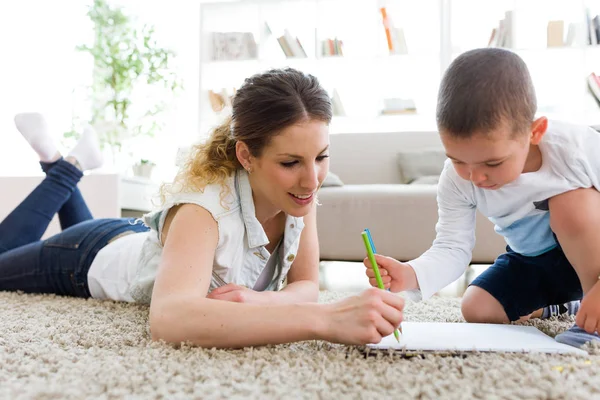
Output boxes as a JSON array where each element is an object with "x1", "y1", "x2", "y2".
[{"x1": 530, "y1": 117, "x2": 548, "y2": 145}]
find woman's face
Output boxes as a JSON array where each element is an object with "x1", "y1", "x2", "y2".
[{"x1": 249, "y1": 120, "x2": 330, "y2": 218}]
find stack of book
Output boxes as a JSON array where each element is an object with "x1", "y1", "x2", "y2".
[
  {"x1": 321, "y1": 38, "x2": 343, "y2": 57},
  {"x1": 211, "y1": 32, "x2": 258, "y2": 61},
  {"x1": 381, "y1": 98, "x2": 417, "y2": 115},
  {"x1": 587, "y1": 73, "x2": 600, "y2": 106},
  {"x1": 277, "y1": 29, "x2": 307, "y2": 58},
  {"x1": 380, "y1": 7, "x2": 408, "y2": 55},
  {"x1": 547, "y1": 19, "x2": 595, "y2": 47},
  {"x1": 586, "y1": 10, "x2": 600, "y2": 45},
  {"x1": 487, "y1": 10, "x2": 514, "y2": 48}
]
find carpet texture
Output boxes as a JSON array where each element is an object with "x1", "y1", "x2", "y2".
[{"x1": 1, "y1": 290, "x2": 599, "y2": 399}]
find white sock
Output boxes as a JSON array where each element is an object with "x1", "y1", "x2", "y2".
[
  {"x1": 67, "y1": 126, "x2": 103, "y2": 171},
  {"x1": 14, "y1": 112, "x2": 60, "y2": 162}
]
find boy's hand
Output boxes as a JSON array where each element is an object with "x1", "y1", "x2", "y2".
[
  {"x1": 576, "y1": 279, "x2": 600, "y2": 334},
  {"x1": 363, "y1": 254, "x2": 418, "y2": 293}
]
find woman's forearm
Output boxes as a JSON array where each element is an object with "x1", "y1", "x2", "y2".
[
  {"x1": 150, "y1": 294, "x2": 327, "y2": 348},
  {"x1": 265, "y1": 280, "x2": 319, "y2": 304}
]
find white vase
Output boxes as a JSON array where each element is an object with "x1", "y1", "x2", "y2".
[{"x1": 132, "y1": 163, "x2": 155, "y2": 179}]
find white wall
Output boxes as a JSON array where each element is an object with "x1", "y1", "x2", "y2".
[
  {"x1": 0, "y1": 0, "x2": 201, "y2": 180},
  {"x1": 0, "y1": 174, "x2": 120, "y2": 238},
  {"x1": 0, "y1": 1, "x2": 92, "y2": 176}
]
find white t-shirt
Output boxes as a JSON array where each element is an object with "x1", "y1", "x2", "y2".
[
  {"x1": 87, "y1": 170, "x2": 305, "y2": 303},
  {"x1": 408, "y1": 120, "x2": 600, "y2": 300},
  {"x1": 87, "y1": 231, "x2": 149, "y2": 301}
]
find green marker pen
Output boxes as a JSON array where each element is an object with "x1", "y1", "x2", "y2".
[{"x1": 361, "y1": 230, "x2": 400, "y2": 342}]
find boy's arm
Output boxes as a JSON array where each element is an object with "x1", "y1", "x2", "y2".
[
  {"x1": 578, "y1": 126, "x2": 600, "y2": 189},
  {"x1": 407, "y1": 163, "x2": 477, "y2": 300}
]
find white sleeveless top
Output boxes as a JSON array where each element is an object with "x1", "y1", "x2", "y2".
[{"x1": 111, "y1": 169, "x2": 305, "y2": 304}]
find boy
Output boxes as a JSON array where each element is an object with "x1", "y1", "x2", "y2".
[{"x1": 365, "y1": 48, "x2": 600, "y2": 348}]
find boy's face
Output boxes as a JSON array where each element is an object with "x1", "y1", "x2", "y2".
[{"x1": 440, "y1": 118, "x2": 547, "y2": 190}]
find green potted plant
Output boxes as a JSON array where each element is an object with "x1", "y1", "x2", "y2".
[{"x1": 65, "y1": 0, "x2": 182, "y2": 171}]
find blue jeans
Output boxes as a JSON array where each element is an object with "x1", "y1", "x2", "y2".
[{"x1": 0, "y1": 159, "x2": 149, "y2": 298}]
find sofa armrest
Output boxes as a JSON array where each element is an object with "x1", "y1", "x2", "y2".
[{"x1": 316, "y1": 184, "x2": 505, "y2": 263}]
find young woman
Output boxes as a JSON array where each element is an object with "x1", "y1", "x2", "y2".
[{"x1": 1, "y1": 68, "x2": 404, "y2": 348}]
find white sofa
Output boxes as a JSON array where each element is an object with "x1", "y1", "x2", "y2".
[{"x1": 316, "y1": 130, "x2": 506, "y2": 263}]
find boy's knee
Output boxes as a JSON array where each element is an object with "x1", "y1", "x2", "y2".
[
  {"x1": 461, "y1": 286, "x2": 508, "y2": 323},
  {"x1": 549, "y1": 188, "x2": 600, "y2": 236}
]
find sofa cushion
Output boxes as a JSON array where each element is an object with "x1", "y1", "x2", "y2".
[
  {"x1": 397, "y1": 149, "x2": 447, "y2": 183},
  {"x1": 322, "y1": 171, "x2": 344, "y2": 187},
  {"x1": 316, "y1": 184, "x2": 506, "y2": 263},
  {"x1": 410, "y1": 175, "x2": 440, "y2": 185}
]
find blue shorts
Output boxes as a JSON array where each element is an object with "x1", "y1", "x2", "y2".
[{"x1": 470, "y1": 243, "x2": 583, "y2": 321}]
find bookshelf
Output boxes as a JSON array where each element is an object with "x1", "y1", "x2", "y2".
[
  {"x1": 198, "y1": 0, "x2": 600, "y2": 136},
  {"x1": 451, "y1": 0, "x2": 600, "y2": 127}
]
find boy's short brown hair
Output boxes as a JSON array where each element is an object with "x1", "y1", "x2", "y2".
[{"x1": 436, "y1": 48, "x2": 537, "y2": 138}]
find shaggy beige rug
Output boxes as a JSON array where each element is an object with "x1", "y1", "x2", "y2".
[{"x1": 0, "y1": 290, "x2": 599, "y2": 400}]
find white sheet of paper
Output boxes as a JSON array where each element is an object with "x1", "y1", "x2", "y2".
[{"x1": 368, "y1": 322, "x2": 587, "y2": 355}]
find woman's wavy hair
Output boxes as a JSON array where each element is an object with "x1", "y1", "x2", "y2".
[{"x1": 159, "y1": 68, "x2": 332, "y2": 203}]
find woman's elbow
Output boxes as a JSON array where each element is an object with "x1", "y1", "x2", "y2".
[
  {"x1": 149, "y1": 305, "x2": 176, "y2": 343},
  {"x1": 308, "y1": 285, "x2": 319, "y2": 301},
  {"x1": 149, "y1": 298, "x2": 214, "y2": 346},
  {"x1": 301, "y1": 280, "x2": 319, "y2": 302},
  {"x1": 149, "y1": 302, "x2": 192, "y2": 344}
]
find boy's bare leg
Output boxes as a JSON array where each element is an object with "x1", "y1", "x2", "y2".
[
  {"x1": 461, "y1": 286, "x2": 543, "y2": 323},
  {"x1": 461, "y1": 286, "x2": 509, "y2": 323}
]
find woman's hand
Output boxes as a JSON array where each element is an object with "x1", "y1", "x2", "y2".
[
  {"x1": 206, "y1": 283, "x2": 268, "y2": 304},
  {"x1": 322, "y1": 288, "x2": 404, "y2": 345}
]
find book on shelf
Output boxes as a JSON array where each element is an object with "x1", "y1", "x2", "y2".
[
  {"x1": 585, "y1": 9, "x2": 600, "y2": 45},
  {"x1": 488, "y1": 10, "x2": 513, "y2": 48},
  {"x1": 587, "y1": 73, "x2": 600, "y2": 106},
  {"x1": 208, "y1": 88, "x2": 236, "y2": 113},
  {"x1": 211, "y1": 32, "x2": 258, "y2": 61},
  {"x1": 331, "y1": 89, "x2": 345, "y2": 116},
  {"x1": 380, "y1": 98, "x2": 416, "y2": 115},
  {"x1": 565, "y1": 23, "x2": 578, "y2": 46},
  {"x1": 380, "y1": 7, "x2": 408, "y2": 55},
  {"x1": 547, "y1": 20, "x2": 564, "y2": 47},
  {"x1": 277, "y1": 29, "x2": 307, "y2": 58}
]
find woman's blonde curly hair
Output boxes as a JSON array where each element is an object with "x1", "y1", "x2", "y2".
[{"x1": 159, "y1": 68, "x2": 332, "y2": 204}]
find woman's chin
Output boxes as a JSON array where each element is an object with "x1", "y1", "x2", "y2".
[
  {"x1": 283, "y1": 205, "x2": 312, "y2": 218},
  {"x1": 282, "y1": 198, "x2": 315, "y2": 217}
]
